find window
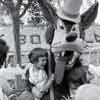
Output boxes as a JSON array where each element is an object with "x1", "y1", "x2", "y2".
[
  {"x1": 20, "y1": 35, "x2": 26, "y2": 44},
  {"x1": 31, "y1": 35, "x2": 41, "y2": 44}
]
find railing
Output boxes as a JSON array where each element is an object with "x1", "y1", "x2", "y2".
[{"x1": 83, "y1": 43, "x2": 100, "y2": 66}]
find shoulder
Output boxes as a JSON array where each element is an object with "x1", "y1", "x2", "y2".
[
  {"x1": 25, "y1": 63, "x2": 33, "y2": 71},
  {"x1": 25, "y1": 64, "x2": 33, "y2": 76}
]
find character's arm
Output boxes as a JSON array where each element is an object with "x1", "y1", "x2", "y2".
[
  {"x1": 80, "y1": 1, "x2": 99, "y2": 31},
  {"x1": 32, "y1": 86, "x2": 43, "y2": 98},
  {"x1": 40, "y1": 74, "x2": 54, "y2": 92}
]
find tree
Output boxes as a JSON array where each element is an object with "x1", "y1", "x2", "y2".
[{"x1": 0, "y1": 0, "x2": 33, "y2": 66}]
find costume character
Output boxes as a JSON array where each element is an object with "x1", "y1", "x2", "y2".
[{"x1": 36, "y1": 0, "x2": 99, "y2": 99}]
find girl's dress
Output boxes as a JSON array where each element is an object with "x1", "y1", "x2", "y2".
[
  {"x1": 29, "y1": 66, "x2": 48, "y2": 91},
  {"x1": 17, "y1": 66, "x2": 49, "y2": 100},
  {"x1": 29, "y1": 66, "x2": 48, "y2": 100}
]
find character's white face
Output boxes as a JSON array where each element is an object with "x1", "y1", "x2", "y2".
[
  {"x1": 52, "y1": 19, "x2": 67, "y2": 46},
  {"x1": 52, "y1": 19, "x2": 79, "y2": 47},
  {"x1": 37, "y1": 57, "x2": 47, "y2": 69}
]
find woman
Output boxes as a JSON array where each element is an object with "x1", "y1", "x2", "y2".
[
  {"x1": 18, "y1": 48, "x2": 55, "y2": 100},
  {"x1": 0, "y1": 39, "x2": 20, "y2": 100}
]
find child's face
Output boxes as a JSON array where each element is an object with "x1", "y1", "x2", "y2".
[{"x1": 37, "y1": 56, "x2": 47, "y2": 69}]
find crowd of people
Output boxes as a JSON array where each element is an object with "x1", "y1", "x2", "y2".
[
  {"x1": 0, "y1": 40, "x2": 54, "y2": 100},
  {"x1": 0, "y1": 0, "x2": 100, "y2": 100},
  {"x1": 0, "y1": 39, "x2": 100, "y2": 100}
]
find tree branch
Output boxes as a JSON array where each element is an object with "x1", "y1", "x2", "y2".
[
  {"x1": 19, "y1": 0, "x2": 32, "y2": 18},
  {"x1": 4, "y1": 0, "x2": 19, "y2": 18},
  {"x1": 0, "y1": 0, "x2": 7, "y2": 6},
  {"x1": 16, "y1": 0, "x2": 23, "y2": 11},
  {"x1": 37, "y1": 0, "x2": 57, "y2": 28}
]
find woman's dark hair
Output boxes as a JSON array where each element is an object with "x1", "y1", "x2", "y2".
[
  {"x1": 0, "y1": 39, "x2": 9, "y2": 67},
  {"x1": 28, "y1": 48, "x2": 48, "y2": 64}
]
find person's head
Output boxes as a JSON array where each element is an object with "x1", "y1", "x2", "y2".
[
  {"x1": 75, "y1": 84, "x2": 100, "y2": 100},
  {"x1": 0, "y1": 39, "x2": 9, "y2": 67},
  {"x1": 28, "y1": 48, "x2": 48, "y2": 69}
]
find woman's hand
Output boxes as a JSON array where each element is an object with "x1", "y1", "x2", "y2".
[
  {"x1": 40, "y1": 74, "x2": 55, "y2": 92},
  {"x1": 8, "y1": 94, "x2": 17, "y2": 100},
  {"x1": 50, "y1": 74, "x2": 55, "y2": 81},
  {"x1": 32, "y1": 87, "x2": 43, "y2": 98}
]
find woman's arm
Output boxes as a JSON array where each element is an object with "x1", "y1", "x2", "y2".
[
  {"x1": 32, "y1": 86, "x2": 43, "y2": 99},
  {"x1": 40, "y1": 74, "x2": 54, "y2": 92}
]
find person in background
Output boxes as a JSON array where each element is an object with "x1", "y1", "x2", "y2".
[
  {"x1": 0, "y1": 39, "x2": 8, "y2": 68},
  {"x1": 18, "y1": 48, "x2": 54, "y2": 100},
  {"x1": 86, "y1": 63, "x2": 100, "y2": 86},
  {"x1": 0, "y1": 39, "x2": 21, "y2": 100},
  {"x1": 54, "y1": 38, "x2": 88, "y2": 99},
  {"x1": 74, "y1": 84, "x2": 100, "y2": 100}
]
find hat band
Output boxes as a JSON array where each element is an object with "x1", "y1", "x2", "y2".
[{"x1": 62, "y1": 10, "x2": 79, "y2": 18}]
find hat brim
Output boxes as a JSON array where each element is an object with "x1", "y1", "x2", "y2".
[
  {"x1": 57, "y1": 8, "x2": 80, "y2": 23},
  {"x1": 52, "y1": 43, "x2": 83, "y2": 53}
]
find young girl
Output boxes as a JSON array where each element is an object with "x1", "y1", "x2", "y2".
[{"x1": 25, "y1": 48, "x2": 54, "y2": 100}]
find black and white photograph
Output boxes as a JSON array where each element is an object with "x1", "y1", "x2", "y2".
[{"x1": 0, "y1": 0, "x2": 100, "y2": 100}]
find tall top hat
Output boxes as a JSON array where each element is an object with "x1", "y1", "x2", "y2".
[{"x1": 57, "y1": 0, "x2": 82, "y2": 23}]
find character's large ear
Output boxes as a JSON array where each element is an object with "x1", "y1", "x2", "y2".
[
  {"x1": 37, "y1": 0, "x2": 57, "y2": 28},
  {"x1": 80, "y1": 1, "x2": 99, "y2": 31}
]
